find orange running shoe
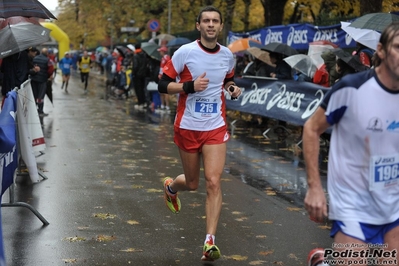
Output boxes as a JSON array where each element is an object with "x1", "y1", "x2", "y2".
[{"x1": 163, "y1": 177, "x2": 181, "y2": 213}]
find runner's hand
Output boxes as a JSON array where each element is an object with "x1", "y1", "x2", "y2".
[
  {"x1": 304, "y1": 185, "x2": 328, "y2": 223},
  {"x1": 194, "y1": 72, "x2": 209, "y2": 92}
]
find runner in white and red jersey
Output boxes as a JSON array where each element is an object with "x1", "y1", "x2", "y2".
[
  {"x1": 303, "y1": 22, "x2": 399, "y2": 266},
  {"x1": 158, "y1": 6, "x2": 241, "y2": 262}
]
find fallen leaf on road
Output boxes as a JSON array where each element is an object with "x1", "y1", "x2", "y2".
[
  {"x1": 93, "y1": 213, "x2": 116, "y2": 220},
  {"x1": 249, "y1": 260, "x2": 267, "y2": 265},
  {"x1": 95, "y1": 235, "x2": 116, "y2": 242},
  {"x1": 120, "y1": 248, "x2": 143, "y2": 252},
  {"x1": 224, "y1": 255, "x2": 248, "y2": 261},
  {"x1": 62, "y1": 258, "x2": 78, "y2": 263},
  {"x1": 259, "y1": 250, "x2": 274, "y2": 256},
  {"x1": 286, "y1": 207, "x2": 302, "y2": 212},
  {"x1": 318, "y1": 224, "x2": 332, "y2": 230},
  {"x1": 127, "y1": 220, "x2": 140, "y2": 225},
  {"x1": 258, "y1": 220, "x2": 273, "y2": 224},
  {"x1": 63, "y1": 236, "x2": 86, "y2": 242},
  {"x1": 146, "y1": 188, "x2": 162, "y2": 193}
]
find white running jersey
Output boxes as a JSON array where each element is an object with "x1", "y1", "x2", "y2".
[
  {"x1": 163, "y1": 40, "x2": 235, "y2": 131},
  {"x1": 322, "y1": 69, "x2": 399, "y2": 224}
]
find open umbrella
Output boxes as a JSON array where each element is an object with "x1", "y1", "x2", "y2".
[
  {"x1": 261, "y1": 42, "x2": 298, "y2": 57},
  {"x1": 349, "y1": 12, "x2": 399, "y2": 32},
  {"x1": 0, "y1": 0, "x2": 57, "y2": 19},
  {"x1": 0, "y1": 22, "x2": 51, "y2": 59},
  {"x1": 307, "y1": 41, "x2": 337, "y2": 68},
  {"x1": 228, "y1": 38, "x2": 263, "y2": 53},
  {"x1": 96, "y1": 46, "x2": 109, "y2": 54},
  {"x1": 331, "y1": 48, "x2": 369, "y2": 72},
  {"x1": 141, "y1": 42, "x2": 161, "y2": 61},
  {"x1": 166, "y1": 37, "x2": 191, "y2": 47},
  {"x1": 127, "y1": 44, "x2": 135, "y2": 52},
  {"x1": 155, "y1": 33, "x2": 175, "y2": 41},
  {"x1": 115, "y1": 45, "x2": 129, "y2": 58},
  {"x1": 341, "y1": 21, "x2": 380, "y2": 51},
  {"x1": 0, "y1": 16, "x2": 41, "y2": 28},
  {"x1": 283, "y1": 54, "x2": 318, "y2": 78},
  {"x1": 246, "y1": 47, "x2": 274, "y2": 66}
]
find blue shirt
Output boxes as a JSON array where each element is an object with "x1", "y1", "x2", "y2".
[{"x1": 59, "y1": 57, "x2": 73, "y2": 74}]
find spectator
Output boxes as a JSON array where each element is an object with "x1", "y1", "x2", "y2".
[
  {"x1": 321, "y1": 50, "x2": 340, "y2": 86},
  {"x1": 253, "y1": 58, "x2": 275, "y2": 77},
  {"x1": 47, "y1": 49, "x2": 58, "y2": 79},
  {"x1": 31, "y1": 48, "x2": 52, "y2": 116},
  {"x1": 115, "y1": 65, "x2": 130, "y2": 99},
  {"x1": 242, "y1": 54, "x2": 255, "y2": 76},
  {"x1": 157, "y1": 46, "x2": 171, "y2": 111},
  {"x1": 353, "y1": 42, "x2": 374, "y2": 68},
  {"x1": 132, "y1": 43, "x2": 148, "y2": 109},
  {"x1": 294, "y1": 70, "x2": 312, "y2": 82},
  {"x1": 312, "y1": 64, "x2": 330, "y2": 87},
  {"x1": 334, "y1": 58, "x2": 356, "y2": 83},
  {"x1": 269, "y1": 52, "x2": 293, "y2": 79},
  {"x1": 1, "y1": 50, "x2": 31, "y2": 99}
]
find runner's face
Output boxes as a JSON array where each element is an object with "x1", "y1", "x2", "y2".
[
  {"x1": 380, "y1": 33, "x2": 399, "y2": 79},
  {"x1": 196, "y1": 11, "x2": 223, "y2": 43}
]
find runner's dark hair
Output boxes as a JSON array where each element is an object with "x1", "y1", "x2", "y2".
[
  {"x1": 196, "y1": 6, "x2": 223, "y2": 24},
  {"x1": 374, "y1": 21, "x2": 399, "y2": 67}
]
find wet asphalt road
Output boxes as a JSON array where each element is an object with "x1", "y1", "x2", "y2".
[{"x1": 1, "y1": 71, "x2": 332, "y2": 265}]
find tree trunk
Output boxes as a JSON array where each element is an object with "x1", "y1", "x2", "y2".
[
  {"x1": 360, "y1": 0, "x2": 382, "y2": 15},
  {"x1": 223, "y1": 0, "x2": 236, "y2": 45},
  {"x1": 260, "y1": 0, "x2": 288, "y2": 26},
  {"x1": 243, "y1": 0, "x2": 251, "y2": 32}
]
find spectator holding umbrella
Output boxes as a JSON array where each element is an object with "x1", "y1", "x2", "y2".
[{"x1": 269, "y1": 52, "x2": 293, "y2": 80}]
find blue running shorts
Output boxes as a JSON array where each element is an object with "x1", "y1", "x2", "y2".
[{"x1": 330, "y1": 218, "x2": 399, "y2": 244}]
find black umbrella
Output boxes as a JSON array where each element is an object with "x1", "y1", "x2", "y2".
[
  {"x1": 331, "y1": 48, "x2": 368, "y2": 72},
  {"x1": 0, "y1": 22, "x2": 51, "y2": 59},
  {"x1": 0, "y1": 16, "x2": 40, "y2": 28},
  {"x1": 115, "y1": 45, "x2": 129, "y2": 58},
  {"x1": 166, "y1": 37, "x2": 191, "y2": 47},
  {"x1": 261, "y1": 42, "x2": 298, "y2": 57},
  {"x1": 0, "y1": 0, "x2": 57, "y2": 19},
  {"x1": 349, "y1": 12, "x2": 399, "y2": 32},
  {"x1": 46, "y1": 80, "x2": 53, "y2": 105}
]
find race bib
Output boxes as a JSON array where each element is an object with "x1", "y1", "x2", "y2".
[
  {"x1": 192, "y1": 97, "x2": 218, "y2": 118},
  {"x1": 369, "y1": 153, "x2": 399, "y2": 190},
  {"x1": 82, "y1": 64, "x2": 89, "y2": 69}
]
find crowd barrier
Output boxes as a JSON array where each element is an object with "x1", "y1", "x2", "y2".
[
  {"x1": 0, "y1": 80, "x2": 50, "y2": 263},
  {"x1": 227, "y1": 76, "x2": 328, "y2": 125},
  {"x1": 225, "y1": 76, "x2": 331, "y2": 140}
]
